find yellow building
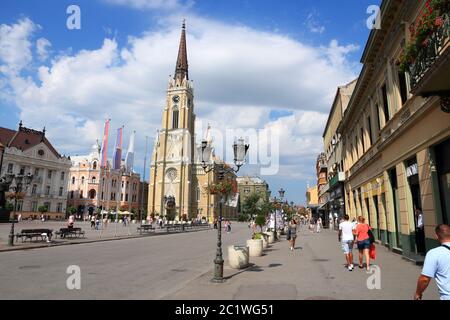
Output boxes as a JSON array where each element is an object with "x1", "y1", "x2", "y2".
[
  {"x1": 340, "y1": 0, "x2": 450, "y2": 260},
  {"x1": 236, "y1": 176, "x2": 270, "y2": 211},
  {"x1": 147, "y1": 22, "x2": 237, "y2": 222}
]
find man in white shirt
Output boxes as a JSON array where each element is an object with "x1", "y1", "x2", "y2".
[{"x1": 339, "y1": 214, "x2": 356, "y2": 271}]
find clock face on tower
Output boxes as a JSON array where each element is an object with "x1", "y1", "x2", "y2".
[{"x1": 172, "y1": 95, "x2": 180, "y2": 103}]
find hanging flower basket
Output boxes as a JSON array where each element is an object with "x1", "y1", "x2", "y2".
[
  {"x1": 206, "y1": 180, "x2": 237, "y2": 197},
  {"x1": 398, "y1": 0, "x2": 450, "y2": 72}
]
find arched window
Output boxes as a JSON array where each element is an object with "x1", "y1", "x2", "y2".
[
  {"x1": 89, "y1": 189, "x2": 96, "y2": 199},
  {"x1": 72, "y1": 177, "x2": 75, "y2": 185},
  {"x1": 92, "y1": 176, "x2": 96, "y2": 184},
  {"x1": 93, "y1": 162, "x2": 97, "y2": 170},
  {"x1": 81, "y1": 176, "x2": 85, "y2": 185},
  {"x1": 172, "y1": 106, "x2": 179, "y2": 129}
]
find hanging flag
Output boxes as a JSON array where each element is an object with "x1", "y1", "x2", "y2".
[
  {"x1": 112, "y1": 126, "x2": 124, "y2": 170},
  {"x1": 100, "y1": 119, "x2": 110, "y2": 167},
  {"x1": 125, "y1": 130, "x2": 135, "y2": 172}
]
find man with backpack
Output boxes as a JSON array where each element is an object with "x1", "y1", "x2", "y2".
[{"x1": 414, "y1": 224, "x2": 450, "y2": 300}]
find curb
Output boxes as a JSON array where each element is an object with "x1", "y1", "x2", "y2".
[{"x1": 0, "y1": 227, "x2": 212, "y2": 253}]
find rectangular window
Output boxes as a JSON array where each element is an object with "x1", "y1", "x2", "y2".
[
  {"x1": 101, "y1": 192, "x2": 104, "y2": 200},
  {"x1": 375, "y1": 104, "x2": 381, "y2": 132},
  {"x1": 367, "y1": 116, "x2": 373, "y2": 146},
  {"x1": 7, "y1": 163, "x2": 13, "y2": 173},
  {"x1": 45, "y1": 186, "x2": 50, "y2": 195},
  {"x1": 31, "y1": 201, "x2": 38, "y2": 212},
  {"x1": 125, "y1": 193, "x2": 129, "y2": 202},
  {"x1": 44, "y1": 202, "x2": 51, "y2": 212},
  {"x1": 57, "y1": 203, "x2": 63, "y2": 213},
  {"x1": 121, "y1": 193, "x2": 124, "y2": 201},
  {"x1": 20, "y1": 166, "x2": 25, "y2": 175},
  {"x1": 398, "y1": 71, "x2": 408, "y2": 105},
  {"x1": 17, "y1": 201, "x2": 23, "y2": 211},
  {"x1": 31, "y1": 184, "x2": 37, "y2": 196},
  {"x1": 59, "y1": 187, "x2": 63, "y2": 197},
  {"x1": 47, "y1": 170, "x2": 52, "y2": 179},
  {"x1": 60, "y1": 172, "x2": 65, "y2": 181},
  {"x1": 34, "y1": 168, "x2": 40, "y2": 176},
  {"x1": 70, "y1": 191, "x2": 74, "y2": 199},
  {"x1": 381, "y1": 84, "x2": 390, "y2": 123},
  {"x1": 361, "y1": 128, "x2": 365, "y2": 154}
]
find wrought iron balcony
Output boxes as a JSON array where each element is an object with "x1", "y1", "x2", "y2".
[{"x1": 408, "y1": 13, "x2": 450, "y2": 112}]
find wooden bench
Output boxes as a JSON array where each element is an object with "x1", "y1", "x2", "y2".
[
  {"x1": 137, "y1": 224, "x2": 155, "y2": 233},
  {"x1": 54, "y1": 227, "x2": 85, "y2": 239},
  {"x1": 16, "y1": 229, "x2": 53, "y2": 243}
]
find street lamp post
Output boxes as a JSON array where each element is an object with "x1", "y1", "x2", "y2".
[
  {"x1": 201, "y1": 137, "x2": 249, "y2": 283},
  {"x1": 2, "y1": 172, "x2": 33, "y2": 246},
  {"x1": 275, "y1": 188, "x2": 285, "y2": 240}
]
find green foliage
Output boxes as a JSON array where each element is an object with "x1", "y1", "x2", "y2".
[
  {"x1": 252, "y1": 232, "x2": 263, "y2": 240},
  {"x1": 238, "y1": 213, "x2": 249, "y2": 222},
  {"x1": 4, "y1": 202, "x2": 14, "y2": 211},
  {"x1": 38, "y1": 205, "x2": 48, "y2": 213},
  {"x1": 242, "y1": 193, "x2": 261, "y2": 217},
  {"x1": 67, "y1": 206, "x2": 77, "y2": 214},
  {"x1": 255, "y1": 215, "x2": 266, "y2": 231}
]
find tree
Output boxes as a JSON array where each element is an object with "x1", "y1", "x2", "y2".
[
  {"x1": 242, "y1": 193, "x2": 261, "y2": 218},
  {"x1": 67, "y1": 206, "x2": 77, "y2": 215},
  {"x1": 255, "y1": 215, "x2": 266, "y2": 231},
  {"x1": 38, "y1": 205, "x2": 48, "y2": 214}
]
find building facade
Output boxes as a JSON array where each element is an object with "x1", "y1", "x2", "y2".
[
  {"x1": 321, "y1": 79, "x2": 357, "y2": 222},
  {"x1": 0, "y1": 123, "x2": 71, "y2": 220},
  {"x1": 148, "y1": 22, "x2": 238, "y2": 221},
  {"x1": 236, "y1": 176, "x2": 270, "y2": 212},
  {"x1": 306, "y1": 185, "x2": 319, "y2": 219},
  {"x1": 67, "y1": 140, "x2": 141, "y2": 217},
  {"x1": 339, "y1": 0, "x2": 450, "y2": 260}
]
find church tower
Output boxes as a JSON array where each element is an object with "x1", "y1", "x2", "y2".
[{"x1": 148, "y1": 21, "x2": 196, "y2": 220}]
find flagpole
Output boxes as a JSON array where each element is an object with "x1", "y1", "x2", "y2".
[{"x1": 140, "y1": 136, "x2": 148, "y2": 229}]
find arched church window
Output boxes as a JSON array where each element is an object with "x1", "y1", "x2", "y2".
[
  {"x1": 89, "y1": 189, "x2": 96, "y2": 199},
  {"x1": 93, "y1": 162, "x2": 97, "y2": 170},
  {"x1": 172, "y1": 106, "x2": 179, "y2": 129}
]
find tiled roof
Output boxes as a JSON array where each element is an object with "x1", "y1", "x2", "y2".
[{"x1": 0, "y1": 126, "x2": 62, "y2": 158}]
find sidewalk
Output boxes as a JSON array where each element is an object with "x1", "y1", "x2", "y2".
[
  {"x1": 163, "y1": 226, "x2": 440, "y2": 300},
  {"x1": 0, "y1": 221, "x2": 211, "y2": 252}
]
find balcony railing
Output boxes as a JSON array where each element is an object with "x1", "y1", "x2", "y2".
[{"x1": 409, "y1": 13, "x2": 450, "y2": 90}]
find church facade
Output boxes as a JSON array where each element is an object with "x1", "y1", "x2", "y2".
[{"x1": 147, "y1": 22, "x2": 238, "y2": 222}]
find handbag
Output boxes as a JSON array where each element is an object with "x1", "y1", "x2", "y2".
[{"x1": 369, "y1": 243, "x2": 376, "y2": 260}]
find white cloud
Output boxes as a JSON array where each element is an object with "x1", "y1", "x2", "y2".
[
  {"x1": 0, "y1": 15, "x2": 359, "y2": 184},
  {"x1": 102, "y1": 0, "x2": 192, "y2": 10},
  {"x1": 0, "y1": 18, "x2": 37, "y2": 75},
  {"x1": 305, "y1": 11, "x2": 326, "y2": 34},
  {"x1": 36, "y1": 38, "x2": 51, "y2": 61}
]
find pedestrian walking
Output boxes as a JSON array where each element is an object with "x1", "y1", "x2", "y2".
[
  {"x1": 353, "y1": 216, "x2": 371, "y2": 271},
  {"x1": 67, "y1": 214, "x2": 75, "y2": 231},
  {"x1": 414, "y1": 224, "x2": 450, "y2": 300},
  {"x1": 415, "y1": 207, "x2": 425, "y2": 253},
  {"x1": 18, "y1": 213, "x2": 22, "y2": 222},
  {"x1": 288, "y1": 219, "x2": 298, "y2": 251},
  {"x1": 90, "y1": 215, "x2": 96, "y2": 229},
  {"x1": 213, "y1": 218, "x2": 218, "y2": 229},
  {"x1": 95, "y1": 216, "x2": 100, "y2": 230},
  {"x1": 316, "y1": 217, "x2": 322, "y2": 233},
  {"x1": 339, "y1": 214, "x2": 355, "y2": 271},
  {"x1": 227, "y1": 220, "x2": 231, "y2": 233}
]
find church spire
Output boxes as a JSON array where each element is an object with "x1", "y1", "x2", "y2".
[{"x1": 174, "y1": 19, "x2": 188, "y2": 82}]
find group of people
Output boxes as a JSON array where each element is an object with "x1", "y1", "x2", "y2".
[
  {"x1": 338, "y1": 215, "x2": 374, "y2": 272},
  {"x1": 213, "y1": 218, "x2": 232, "y2": 233},
  {"x1": 308, "y1": 217, "x2": 323, "y2": 233}
]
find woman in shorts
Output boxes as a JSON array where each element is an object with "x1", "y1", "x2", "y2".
[{"x1": 353, "y1": 216, "x2": 371, "y2": 271}]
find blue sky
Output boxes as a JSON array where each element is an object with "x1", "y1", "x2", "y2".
[{"x1": 0, "y1": 0, "x2": 381, "y2": 204}]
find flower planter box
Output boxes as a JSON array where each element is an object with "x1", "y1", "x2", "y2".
[
  {"x1": 227, "y1": 245, "x2": 249, "y2": 269},
  {"x1": 263, "y1": 231, "x2": 275, "y2": 244},
  {"x1": 246, "y1": 239, "x2": 263, "y2": 257}
]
